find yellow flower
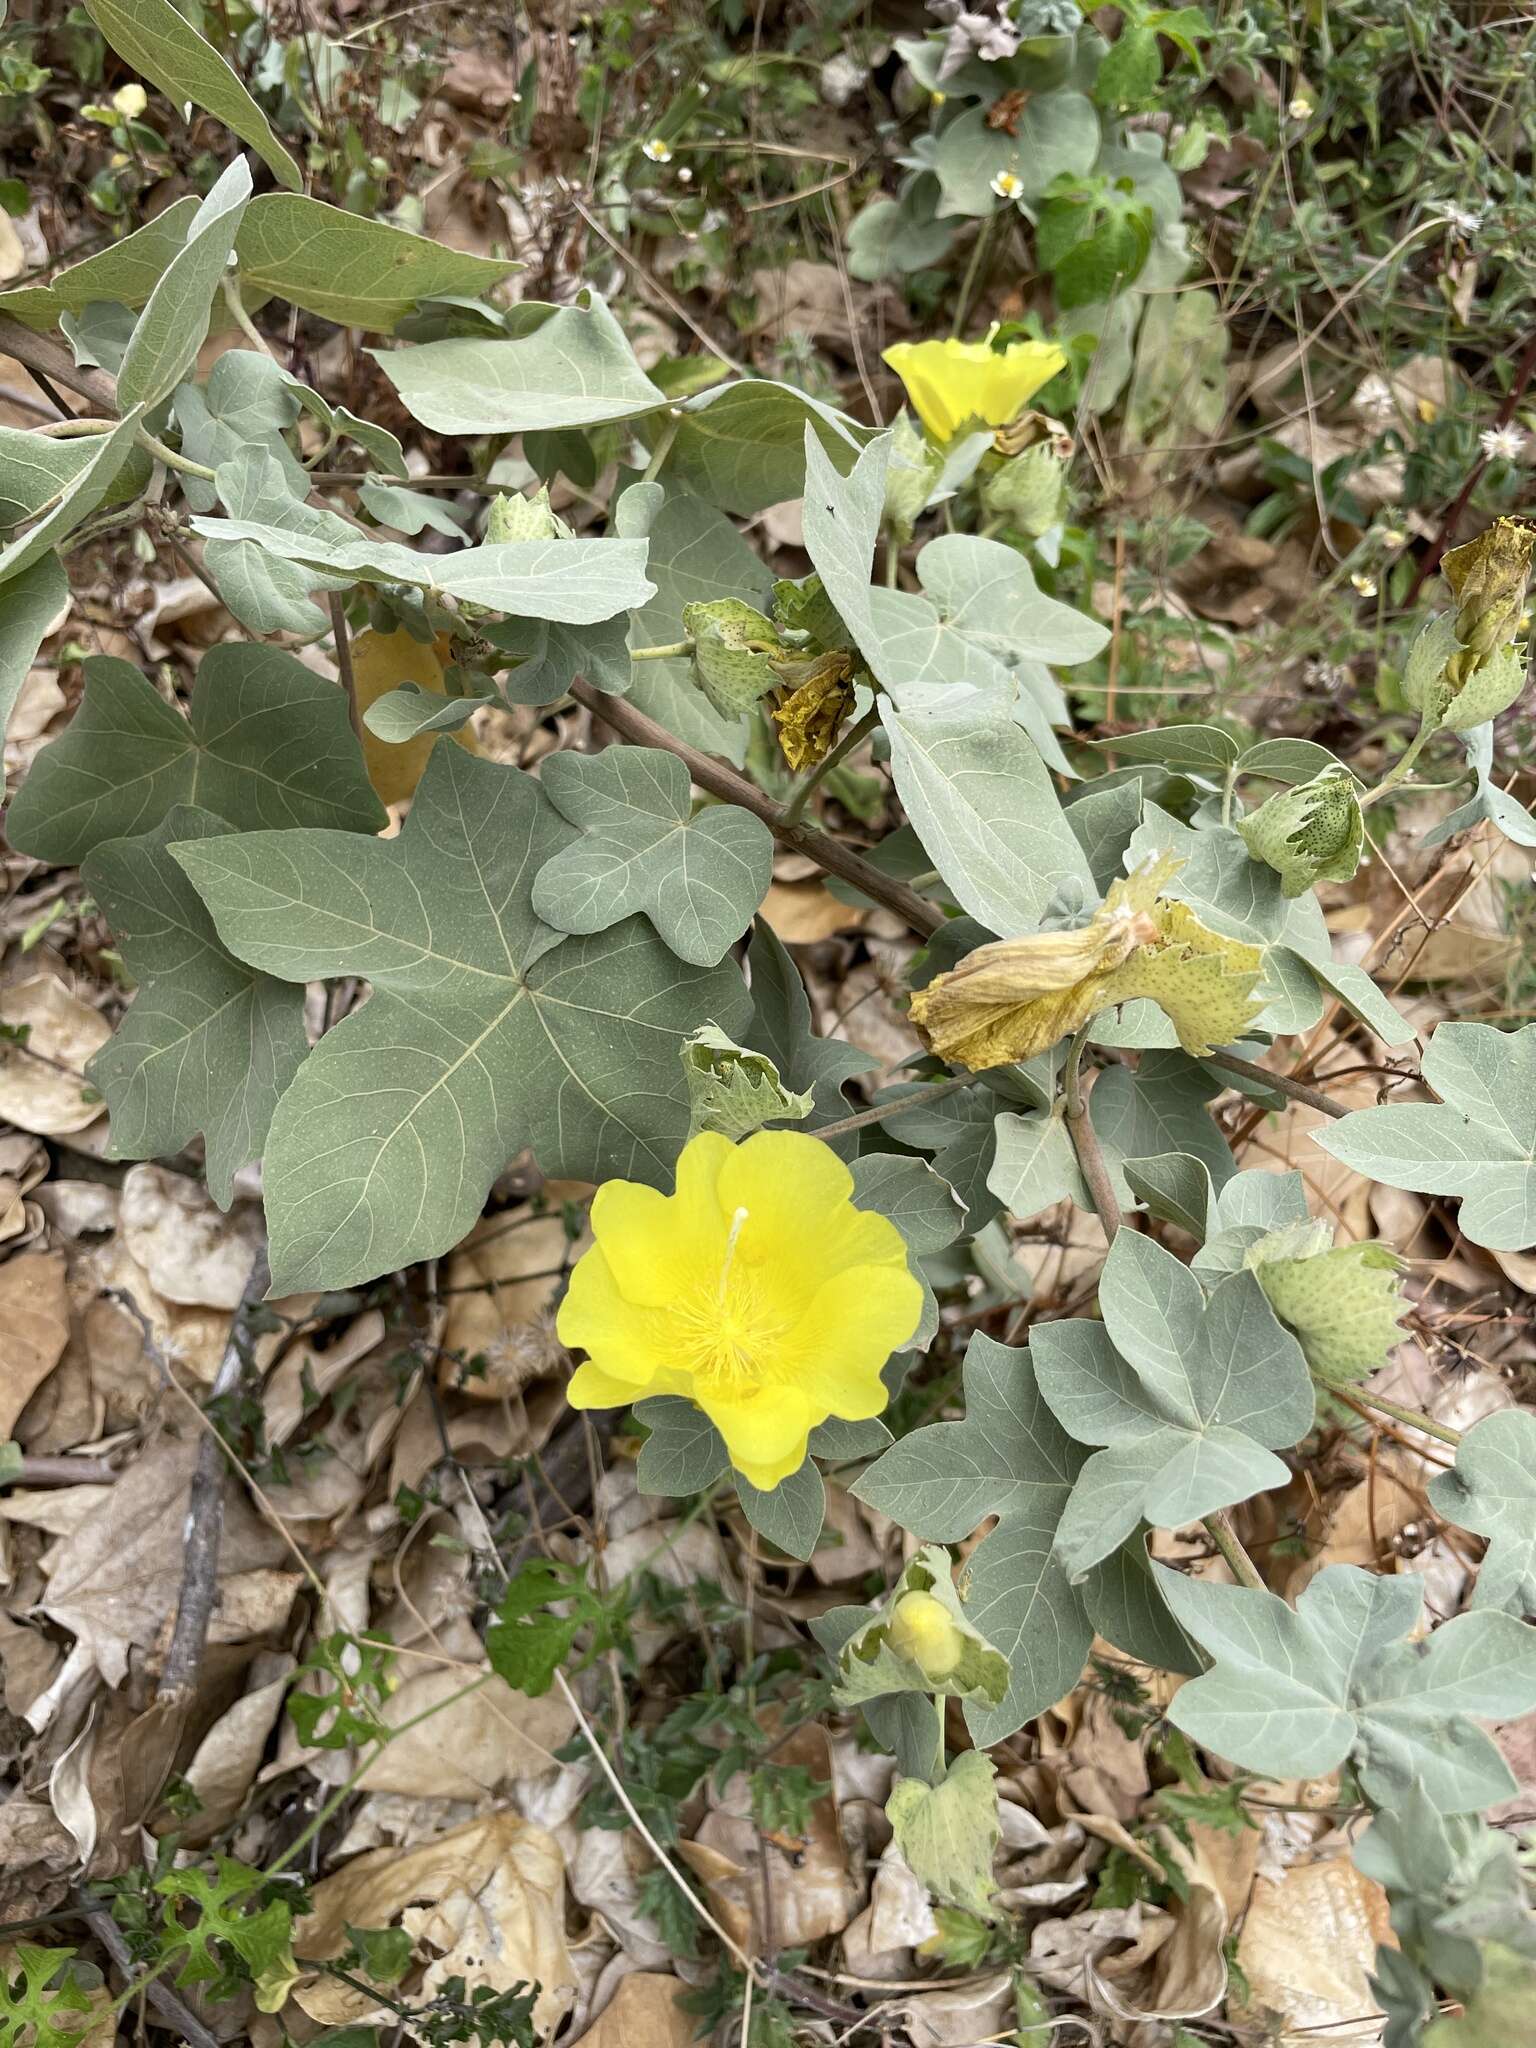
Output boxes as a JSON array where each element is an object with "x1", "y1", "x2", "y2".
[
  {"x1": 882, "y1": 334, "x2": 1067, "y2": 445},
  {"x1": 558, "y1": 1131, "x2": 923, "y2": 1490},
  {"x1": 909, "y1": 854, "x2": 1263, "y2": 1071}
]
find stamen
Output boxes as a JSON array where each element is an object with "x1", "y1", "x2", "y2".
[{"x1": 718, "y1": 1206, "x2": 750, "y2": 1300}]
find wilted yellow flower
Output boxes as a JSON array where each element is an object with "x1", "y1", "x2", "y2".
[
  {"x1": 771, "y1": 651, "x2": 857, "y2": 770},
  {"x1": 882, "y1": 334, "x2": 1067, "y2": 445},
  {"x1": 559, "y1": 1131, "x2": 923, "y2": 1490},
  {"x1": 1442, "y1": 516, "x2": 1534, "y2": 686},
  {"x1": 909, "y1": 855, "x2": 1263, "y2": 1071}
]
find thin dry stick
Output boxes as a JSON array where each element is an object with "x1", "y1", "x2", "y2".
[
  {"x1": 156, "y1": 1250, "x2": 271, "y2": 1706},
  {"x1": 813, "y1": 1073, "x2": 977, "y2": 1142},
  {"x1": 570, "y1": 678, "x2": 943, "y2": 936},
  {"x1": 5, "y1": 1456, "x2": 114, "y2": 1487},
  {"x1": 77, "y1": 1901, "x2": 222, "y2": 2048}
]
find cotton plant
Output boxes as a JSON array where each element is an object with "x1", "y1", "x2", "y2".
[{"x1": 4, "y1": 17, "x2": 1536, "y2": 2038}]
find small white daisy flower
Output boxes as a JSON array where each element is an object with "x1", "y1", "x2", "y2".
[
  {"x1": 1480, "y1": 424, "x2": 1528, "y2": 462},
  {"x1": 641, "y1": 138, "x2": 673, "y2": 164},
  {"x1": 990, "y1": 169, "x2": 1023, "y2": 200},
  {"x1": 1432, "y1": 201, "x2": 1485, "y2": 236},
  {"x1": 1288, "y1": 94, "x2": 1313, "y2": 119},
  {"x1": 1351, "y1": 572, "x2": 1378, "y2": 597}
]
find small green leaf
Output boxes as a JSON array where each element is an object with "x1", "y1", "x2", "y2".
[
  {"x1": 1318, "y1": 1023, "x2": 1536, "y2": 1252},
  {"x1": 0, "y1": 409, "x2": 143, "y2": 589},
  {"x1": 735, "y1": 1457, "x2": 825, "y2": 1559},
  {"x1": 117, "y1": 155, "x2": 251, "y2": 411},
  {"x1": 82, "y1": 0, "x2": 303, "y2": 190},
  {"x1": 887, "y1": 1750, "x2": 1001, "y2": 1917},
  {"x1": 6, "y1": 643, "x2": 385, "y2": 865},
  {"x1": 1427, "y1": 1411, "x2": 1536, "y2": 1619},
  {"x1": 634, "y1": 1394, "x2": 729, "y2": 1497},
  {"x1": 0, "y1": 194, "x2": 198, "y2": 331},
  {"x1": 236, "y1": 194, "x2": 519, "y2": 331},
  {"x1": 0, "y1": 552, "x2": 66, "y2": 743},
  {"x1": 0, "y1": 1945, "x2": 94, "y2": 2048},
  {"x1": 1033, "y1": 1229, "x2": 1314, "y2": 1577},
  {"x1": 373, "y1": 294, "x2": 664, "y2": 434},
  {"x1": 1158, "y1": 1561, "x2": 1536, "y2": 1812},
  {"x1": 532, "y1": 746, "x2": 773, "y2": 965}
]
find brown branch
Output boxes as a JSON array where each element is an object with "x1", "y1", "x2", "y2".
[
  {"x1": 1062, "y1": 1027, "x2": 1124, "y2": 1244},
  {"x1": 327, "y1": 590, "x2": 363, "y2": 740},
  {"x1": 1204, "y1": 1049, "x2": 1352, "y2": 1119},
  {"x1": 0, "y1": 315, "x2": 117, "y2": 415},
  {"x1": 3, "y1": 1456, "x2": 115, "y2": 1487},
  {"x1": 153, "y1": 1250, "x2": 270, "y2": 1708},
  {"x1": 77, "y1": 1901, "x2": 222, "y2": 2048},
  {"x1": 569, "y1": 679, "x2": 944, "y2": 938}
]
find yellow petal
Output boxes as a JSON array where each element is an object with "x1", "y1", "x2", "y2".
[
  {"x1": 779, "y1": 1263, "x2": 923, "y2": 1411},
  {"x1": 557, "y1": 1246, "x2": 682, "y2": 1386},
  {"x1": 702, "y1": 1383, "x2": 819, "y2": 1491},
  {"x1": 589, "y1": 1132, "x2": 734, "y2": 1303}
]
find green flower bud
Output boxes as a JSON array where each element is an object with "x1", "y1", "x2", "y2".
[
  {"x1": 681, "y1": 598, "x2": 782, "y2": 714},
  {"x1": 980, "y1": 442, "x2": 1066, "y2": 537},
  {"x1": 1236, "y1": 766, "x2": 1363, "y2": 897},
  {"x1": 882, "y1": 411, "x2": 945, "y2": 544},
  {"x1": 771, "y1": 572, "x2": 853, "y2": 656},
  {"x1": 1438, "y1": 642, "x2": 1526, "y2": 732},
  {"x1": 485, "y1": 485, "x2": 569, "y2": 543},
  {"x1": 885, "y1": 1590, "x2": 965, "y2": 1680},
  {"x1": 1245, "y1": 1221, "x2": 1405, "y2": 1391}
]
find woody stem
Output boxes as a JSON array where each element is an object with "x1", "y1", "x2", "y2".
[
  {"x1": 1203, "y1": 1510, "x2": 1267, "y2": 1591},
  {"x1": 781, "y1": 706, "x2": 881, "y2": 826},
  {"x1": 1062, "y1": 1023, "x2": 1124, "y2": 1245}
]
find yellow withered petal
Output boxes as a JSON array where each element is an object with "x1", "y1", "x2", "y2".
[
  {"x1": 908, "y1": 855, "x2": 1263, "y2": 1071},
  {"x1": 558, "y1": 1130, "x2": 923, "y2": 1491}
]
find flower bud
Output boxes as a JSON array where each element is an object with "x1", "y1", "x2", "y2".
[
  {"x1": 1236, "y1": 766, "x2": 1363, "y2": 897},
  {"x1": 980, "y1": 442, "x2": 1066, "y2": 537},
  {"x1": 485, "y1": 486, "x2": 569, "y2": 544},
  {"x1": 682, "y1": 598, "x2": 782, "y2": 714},
  {"x1": 886, "y1": 1590, "x2": 965, "y2": 1680},
  {"x1": 1442, "y1": 517, "x2": 1534, "y2": 683},
  {"x1": 883, "y1": 410, "x2": 945, "y2": 543}
]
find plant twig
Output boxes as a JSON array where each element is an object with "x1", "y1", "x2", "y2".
[
  {"x1": 328, "y1": 592, "x2": 363, "y2": 740},
  {"x1": 78, "y1": 1900, "x2": 222, "y2": 2048},
  {"x1": 570, "y1": 678, "x2": 943, "y2": 936},
  {"x1": 1203, "y1": 1050, "x2": 1353, "y2": 1119},
  {"x1": 1339, "y1": 1384, "x2": 1463, "y2": 1448},
  {"x1": 813, "y1": 1073, "x2": 977, "y2": 1142},
  {"x1": 155, "y1": 1251, "x2": 270, "y2": 1708},
  {"x1": 2, "y1": 1455, "x2": 115, "y2": 1487},
  {"x1": 1062, "y1": 1025, "x2": 1123, "y2": 1243},
  {"x1": 1202, "y1": 1510, "x2": 1267, "y2": 1591}
]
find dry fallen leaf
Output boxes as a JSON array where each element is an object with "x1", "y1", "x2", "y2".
[
  {"x1": 0, "y1": 975, "x2": 109, "y2": 1136},
  {"x1": 292, "y1": 1809, "x2": 578, "y2": 2035},
  {"x1": 442, "y1": 1189, "x2": 589, "y2": 1400},
  {"x1": 119, "y1": 1165, "x2": 264, "y2": 1310},
  {"x1": 356, "y1": 1664, "x2": 574, "y2": 1798},
  {"x1": 1232, "y1": 1857, "x2": 1393, "y2": 2044},
  {"x1": 0, "y1": 1251, "x2": 69, "y2": 1437},
  {"x1": 38, "y1": 1431, "x2": 295, "y2": 1694},
  {"x1": 567, "y1": 1971, "x2": 695, "y2": 2048}
]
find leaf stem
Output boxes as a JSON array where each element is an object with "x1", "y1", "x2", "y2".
[
  {"x1": 1202, "y1": 1510, "x2": 1267, "y2": 1591},
  {"x1": 1203, "y1": 1050, "x2": 1352, "y2": 1120},
  {"x1": 781, "y1": 705, "x2": 880, "y2": 826},
  {"x1": 1359, "y1": 717, "x2": 1434, "y2": 811},
  {"x1": 629, "y1": 638, "x2": 695, "y2": 661},
  {"x1": 1061, "y1": 1023, "x2": 1124, "y2": 1244},
  {"x1": 1338, "y1": 1385, "x2": 1462, "y2": 1447},
  {"x1": 569, "y1": 679, "x2": 944, "y2": 936},
  {"x1": 328, "y1": 591, "x2": 363, "y2": 741},
  {"x1": 641, "y1": 411, "x2": 681, "y2": 484},
  {"x1": 137, "y1": 426, "x2": 218, "y2": 483},
  {"x1": 222, "y1": 274, "x2": 280, "y2": 362},
  {"x1": 813, "y1": 1073, "x2": 977, "y2": 1142}
]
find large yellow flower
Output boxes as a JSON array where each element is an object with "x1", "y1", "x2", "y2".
[
  {"x1": 558, "y1": 1131, "x2": 923, "y2": 1490},
  {"x1": 882, "y1": 335, "x2": 1067, "y2": 444}
]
